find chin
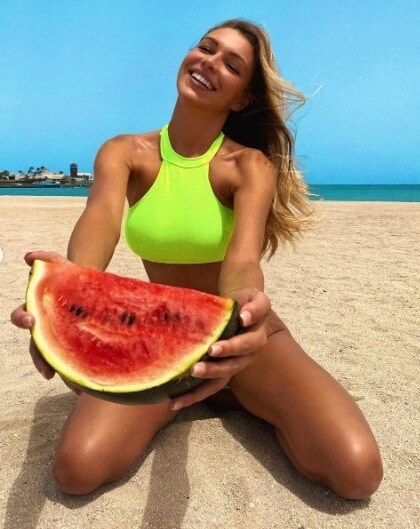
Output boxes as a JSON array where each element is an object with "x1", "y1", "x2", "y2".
[{"x1": 176, "y1": 75, "x2": 212, "y2": 107}]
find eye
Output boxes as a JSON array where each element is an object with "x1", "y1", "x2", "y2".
[{"x1": 197, "y1": 45, "x2": 239, "y2": 75}]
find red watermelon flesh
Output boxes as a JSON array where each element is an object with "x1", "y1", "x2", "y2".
[{"x1": 25, "y1": 259, "x2": 241, "y2": 401}]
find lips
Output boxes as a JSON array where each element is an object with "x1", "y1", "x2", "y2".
[{"x1": 188, "y1": 69, "x2": 217, "y2": 91}]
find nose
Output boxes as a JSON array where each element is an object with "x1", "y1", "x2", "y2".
[{"x1": 201, "y1": 57, "x2": 215, "y2": 71}]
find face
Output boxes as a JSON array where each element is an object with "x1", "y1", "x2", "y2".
[{"x1": 177, "y1": 27, "x2": 255, "y2": 113}]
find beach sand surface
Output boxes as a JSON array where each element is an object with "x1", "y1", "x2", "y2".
[{"x1": 0, "y1": 196, "x2": 419, "y2": 529}]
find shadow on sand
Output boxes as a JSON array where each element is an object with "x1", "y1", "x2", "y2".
[{"x1": 5, "y1": 391, "x2": 369, "y2": 529}]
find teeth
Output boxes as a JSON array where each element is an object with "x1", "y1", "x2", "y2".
[{"x1": 191, "y1": 71, "x2": 214, "y2": 90}]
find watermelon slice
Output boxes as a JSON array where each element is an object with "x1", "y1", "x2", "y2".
[{"x1": 25, "y1": 260, "x2": 243, "y2": 404}]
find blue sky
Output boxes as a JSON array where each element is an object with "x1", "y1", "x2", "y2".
[{"x1": 1, "y1": 0, "x2": 418, "y2": 184}]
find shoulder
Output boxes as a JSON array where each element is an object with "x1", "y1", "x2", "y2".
[
  {"x1": 101, "y1": 130, "x2": 159, "y2": 154},
  {"x1": 219, "y1": 135, "x2": 276, "y2": 191},
  {"x1": 97, "y1": 129, "x2": 161, "y2": 169},
  {"x1": 238, "y1": 147, "x2": 276, "y2": 181}
]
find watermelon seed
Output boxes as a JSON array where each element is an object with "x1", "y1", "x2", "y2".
[
  {"x1": 127, "y1": 314, "x2": 136, "y2": 326},
  {"x1": 120, "y1": 312, "x2": 128, "y2": 324},
  {"x1": 163, "y1": 312, "x2": 169, "y2": 322},
  {"x1": 76, "y1": 307, "x2": 83, "y2": 316},
  {"x1": 69, "y1": 304, "x2": 76, "y2": 313},
  {"x1": 81, "y1": 311, "x2": 89, "y2": 319}
]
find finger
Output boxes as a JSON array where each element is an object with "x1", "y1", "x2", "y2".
[
  {"x1": 10, "y1": 304, "x2": 34, "y2": 329},
  {"x1": 239, "y1": 291, "x2": 271, "y2": 327},
  {"x1": 24, "y1": 250, "x2": 70, "y2": 266},
  {"x1": 209, "y1": 317, "x2": 268, "y2": 358},
  {"x1": 171, "y1": 377, "x2": 230, "y2": 410},
  {"x1": 190, "y1": 353, "x2": 257, "y2": 379},
  {"x1": 29, "y1": 337, "x2": 55, "y2": 379}
]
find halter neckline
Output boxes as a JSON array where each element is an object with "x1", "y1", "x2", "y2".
[{"x1": 160, "y1": 123, "x2": 225, "y2": 167}]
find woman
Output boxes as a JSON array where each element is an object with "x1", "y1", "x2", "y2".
[{"x1": 11, "y1": 18, "x2": 383, "y2": 499}]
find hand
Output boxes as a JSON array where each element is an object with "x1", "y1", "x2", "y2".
[
  {"x1": 170, "y1": 287, "x2": 271, "y2": 410},
  {"x1": 10, "y1": 250, "x2": 82, "y2": 396}
]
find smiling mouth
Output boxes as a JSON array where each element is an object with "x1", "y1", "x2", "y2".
[{"x1": 188, "y1": 70, "x2": 217, "y2": 91}]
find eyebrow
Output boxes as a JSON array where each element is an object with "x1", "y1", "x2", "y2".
[{"x1": 201, "y1": 36, "x2": 246, "y2": 66}]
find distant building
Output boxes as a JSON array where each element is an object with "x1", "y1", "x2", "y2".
[
  {"x1": 8, "y1": 169, "x2": 65, "y2": 181},
  {"x1": 78, "y1": 172, "x2": 93, "y2": 183},
  {"x1": 1, "y1": 164, "x2": 92, "y2": 185},
  {"x1": 38, "y1": 169, "x2": 65, "y2": 180}
]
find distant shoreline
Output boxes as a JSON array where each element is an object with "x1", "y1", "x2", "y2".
[
  {"x1": 0, "y1": 183, "x2": 90, "y2": 188},
  {"x1": 0, "y1": 185, "x2": 90, "y2": 189},
  {"x1": 1, "y1": 184, "x2": 419, "y2": 202}
]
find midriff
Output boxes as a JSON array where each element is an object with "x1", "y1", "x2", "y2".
[{"x1": 141, "y1": 258, "x2": 223, "y2": 295}]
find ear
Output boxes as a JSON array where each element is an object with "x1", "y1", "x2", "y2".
[{"x1": 231, "y1": 92, "x2": 254, "y2": 112}]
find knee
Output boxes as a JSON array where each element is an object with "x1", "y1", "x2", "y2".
[
  {"x1": 53, "y1": 445, "x2": 107, "y2": 496},
  {"x1": 329, "y1": 437, "x2": 383, "y2": 500}
]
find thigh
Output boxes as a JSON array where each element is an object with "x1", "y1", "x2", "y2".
[
  {"x1": 54, "y1": 392, "x2": 179, "y2": 484},
  {"x1": 229, "y1": 310, "x2": 381, "y2": 489}
]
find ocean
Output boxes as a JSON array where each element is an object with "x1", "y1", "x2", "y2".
[
  {"x1": 0, "y1": 185, "x2": 419, "y2": 202},
  {"x1": 309, "y1": 185, "x2": 420, "y2": 202}
]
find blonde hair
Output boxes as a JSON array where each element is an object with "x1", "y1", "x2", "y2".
[{"x1": 200, "y1": 18, "x2": 323, "y2": 261}]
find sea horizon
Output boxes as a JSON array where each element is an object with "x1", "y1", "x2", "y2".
[{"x1": 0, "y1": 184, "x2": 419, "y2": 202}]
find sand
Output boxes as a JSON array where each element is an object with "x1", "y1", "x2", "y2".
[{"x1": 0, "y1": 196, "x2": 419, "y2": 529}]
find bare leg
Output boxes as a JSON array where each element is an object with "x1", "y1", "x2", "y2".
[
  {"x1": 53, "y1": 393, "x2": 180, "y2": 495},
  {"x1": 229, "y1": 311, "x2": 383, "y2": 500}
]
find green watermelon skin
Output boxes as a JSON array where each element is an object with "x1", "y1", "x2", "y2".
[{"x1": 26, "y1": 260, "x2": 245, "y2": 405}]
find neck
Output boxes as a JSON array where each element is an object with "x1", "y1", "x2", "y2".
[{"x1": 167, "y1": 97, "x2": 229, "y2": 157}]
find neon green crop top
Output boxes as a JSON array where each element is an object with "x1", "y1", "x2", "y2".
[{"x1": 124, "y1": 123, "x2": 235, "y2": 264}]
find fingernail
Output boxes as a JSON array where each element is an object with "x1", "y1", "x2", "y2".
[
  {"x1": 23, "y1": 316, "x2": 32, "y2": 327},
  {"x1": 191, "y1": 363, "x2": 204, "y2": 376},
  {"x1": 240, "y1": 310, "x2": 251, "y2": 326},
  {"x1": 171, "y1": 402, "x2": 183, "y2": 411},
  {"x1": 40, "y1": 370, "x2": 49, "y2": 380},
  {"x1": 209, "y1": 345, "x2": 222, "y2": 357}
]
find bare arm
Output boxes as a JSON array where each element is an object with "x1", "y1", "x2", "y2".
[
  {"x1": 67, "y1": 205, "x2": 121, "y2": 270},
  {"x1": 218, "y1": 150, "x2": 275, "y2": 296},
  {"x1": 67, "y1": 135, "x2": 132, "y2": 270}
]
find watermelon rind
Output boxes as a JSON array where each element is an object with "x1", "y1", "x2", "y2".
[{"x1": 25, "y1": 260, "x2": 243, "y2": 404}]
